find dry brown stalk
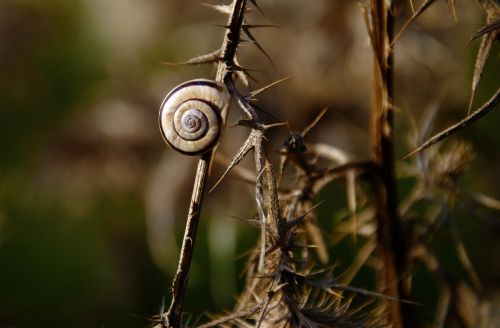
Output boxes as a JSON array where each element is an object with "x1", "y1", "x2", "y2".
[
  {"x1": 368, "y1": 1, "x2": 412, "y2": 327},
  {"x1": 160, "y1": 1, "x2": 248, "y2": 327}
]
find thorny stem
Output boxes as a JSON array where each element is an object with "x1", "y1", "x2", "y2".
[
  {"x1": 162, "y1": 1, "x2": 247, "y2": 327},
  {"x1": 369, "y1": 1, "x2": 413, "y2": 327},
  {"x1": 254, "y1": 141, "x2": 266, "y2": 272},
  {"x1": 164, "y1": 152, "x2": 211, "y2": 328}
]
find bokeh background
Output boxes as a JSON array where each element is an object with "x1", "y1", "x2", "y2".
[{"x1": 0, "y1": 0, "x2": 499, "y2": 327}]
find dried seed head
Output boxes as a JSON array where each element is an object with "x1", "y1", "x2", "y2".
[
  {"x1": 430, "y1": 141, "x2": 475, "y2": 188},
  {"x1": 285, "y1": 134, "x2": 308, "y2": 153}
]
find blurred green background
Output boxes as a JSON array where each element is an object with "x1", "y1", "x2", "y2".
[{"x1": 1, "y1": 0, "x2": 499, "y2": 327}]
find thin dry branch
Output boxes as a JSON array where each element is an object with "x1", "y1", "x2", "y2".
[
  {"x1": 404, "y1": 87, "x2": 500, "y2": 159},
  {"x1": 369, "y1": 1, "x2": 412, "y2": 326},
  {"x1": 161, "y1": 153, "x2": 212, "y2": 328},
  {"x1": 392, "y1": 0, "x2": 438, "y2": 46},
  {"x1": 470, "y1": 18, "x2": 500, "y2": 42},
  {"x1": 160, "y1": 1, "x2": 249, "y2": 327}
]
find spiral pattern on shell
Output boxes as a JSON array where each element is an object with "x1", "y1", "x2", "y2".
[{"x1": 159, "y1": 79, "x2": 230, "y2": 155}]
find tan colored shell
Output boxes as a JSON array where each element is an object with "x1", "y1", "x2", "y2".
[{"x1": 159, "y1": 79, "x2": 230, "y2": 155}]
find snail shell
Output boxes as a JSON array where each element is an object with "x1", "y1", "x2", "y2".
[{"x1": 159, "y1": 79, "x2": 230, "y2": 155}]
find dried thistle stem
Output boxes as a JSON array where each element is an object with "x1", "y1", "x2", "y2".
[
  {"x1": 163, "y1": 152, "x2": 211, "y2": 328},
  {"x1": 161, "y1": 1, "x2": 247, "y2": 327},
  {"x1": 369, "y1": 1, "x2": 412, "y2": 327}
]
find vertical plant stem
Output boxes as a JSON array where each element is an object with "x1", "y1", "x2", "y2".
[
  {"x1": 162, "y1": 1, "x2": 247, "y2": 327},
  {"x1": 254, "y1": 141, "x2": 266, "y2": 272},
  {"x1": 369, "y1": 1, "x2": 412, "y2": 327},
  {"x1": 164, "y1": 152, "x2": 212, "y2": 328}
]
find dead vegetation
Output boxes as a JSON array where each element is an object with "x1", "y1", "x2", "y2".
[{"x1": 155, "y1": 1, "x2": 500, "y2": 327}]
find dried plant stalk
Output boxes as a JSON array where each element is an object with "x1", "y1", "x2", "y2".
[
  {"x1": 163, "y1": 153, "x2": 211, "y2": 328},
  {"x1": 159, "y1": 1, "x2": 248, "y2": 327},
  {"x1": 368, "y1": 1, "x2": 412, "y2": 327}
]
